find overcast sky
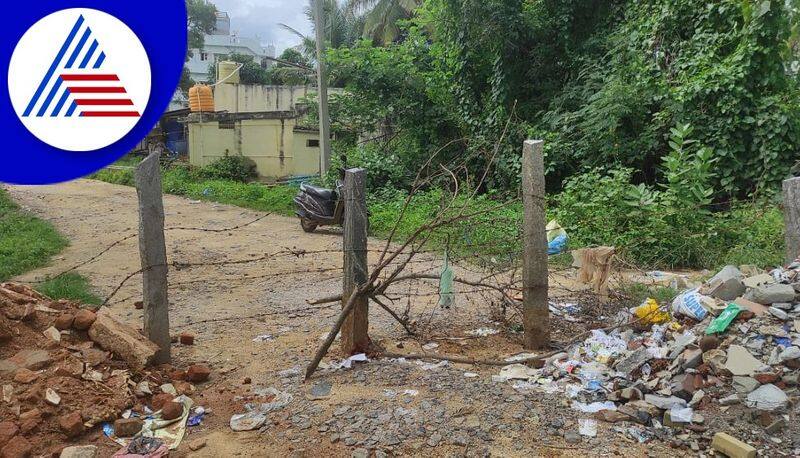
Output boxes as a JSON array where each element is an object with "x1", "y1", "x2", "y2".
[{"x1": 211, "y1": 0, "x2": 313, "y2": 53}]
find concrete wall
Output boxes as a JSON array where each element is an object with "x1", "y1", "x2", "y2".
[
  {"x1": 214, "y1": 84, "x2": 343, "y2": 113},
  {"x1": 188, "y1": 116, "x2": 320, "y2": 180}
]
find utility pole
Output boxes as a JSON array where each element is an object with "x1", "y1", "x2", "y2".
[{"x1": 314, "y1": 0, "x2": 332, "y2": 176}]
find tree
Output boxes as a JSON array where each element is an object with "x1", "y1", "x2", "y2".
[
  {"x1": 279, "y1": 0, "x2": 365, "y2": 62},
  {"x1": 180, "y1": 0, "x2": 218, "y2": 91},
  {"x1": 208, "y1": 53, "x2": 270, "y2": 85},
  {"x1": 267, "y1": 49, "x2": 314, "y2": 85},
  {"x1": 346, "y1": 0, "x2": 421, "y2": 44}
]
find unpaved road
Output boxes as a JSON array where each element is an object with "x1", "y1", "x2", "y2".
[{"x1": 5, "y1": 179, "x2": 672, "y2": 457}]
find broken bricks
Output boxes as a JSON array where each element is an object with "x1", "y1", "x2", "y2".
[
  {"x1": 113, "y1": 418, "x2": 143, "y2": 437},
  {"x1": 186, "y1": 364, "x2": 210, "y2": 383},
  {"x1": 58, "y1": 412, "x2": 84, "y2": 438}
]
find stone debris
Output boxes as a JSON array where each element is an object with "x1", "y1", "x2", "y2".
[
  {"x1": 87, "y1": 309, "x2": 160, "y2": 371},
  {"x1": 44, "y1": 388, "x2": 61, "y2": 406},
  {"x1": 60, "y1": 445, "x2": 98, "y2": 458},
  {"x1": 712, "y1": 432, "x2": 757, "y2": 458},
  {"x1": 485, "y1": 260, "x2": 800, "y2": 456},
  {"x1": 0, "y1": 282, "x2": 211, "y2": 457}
]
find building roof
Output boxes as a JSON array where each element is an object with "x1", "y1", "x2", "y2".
[{"x1": 202, "y1": 34, "x2": 267, "y2": 57}]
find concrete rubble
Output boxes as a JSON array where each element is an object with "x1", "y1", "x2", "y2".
[
  {"x1": 491, "y1": 258, "x2": 800, "y2": 455},
  {"x1": 0, "y1": 282, "x2": 212, "y2": 456}
]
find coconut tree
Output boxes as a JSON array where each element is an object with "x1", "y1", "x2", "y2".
[
  {"x1": 279, "y1": 0, "x2": 365, "y2": 63},
  {"x1": 346, "y1": 0, "x2": 421, "y2": 44}
]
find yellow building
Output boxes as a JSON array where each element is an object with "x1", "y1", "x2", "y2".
[
  {"x1": 187, "y1": 111, "x2": 321, "y2": 181},
  {"x1": 186, "y1": 65, "x2": 327, "y2": 181}
]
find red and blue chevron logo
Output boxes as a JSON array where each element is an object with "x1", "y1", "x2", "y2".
[
  {"x1": 23, "y1": 15, "x2": 140, "y2": 118},
  {"x1": 9, "y1": 8, "x2": 151, "y2": 151}
]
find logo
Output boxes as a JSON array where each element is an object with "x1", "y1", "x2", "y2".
[{"x1": 8, "y1": 8, "x2": 151, "y2": 151}]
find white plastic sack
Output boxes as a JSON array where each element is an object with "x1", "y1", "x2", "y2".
[{"x1": 671, "y1": 289, "x2": 708, "y2": 321}]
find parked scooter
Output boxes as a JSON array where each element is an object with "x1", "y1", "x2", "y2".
[{"x1": 293, "y1": 177, "x2": 344, "y2": 233}]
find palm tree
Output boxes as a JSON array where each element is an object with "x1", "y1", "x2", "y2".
[
  {"x1": 346, "y1": 0, "x2": 421, "y2": 44},
  {"x1": 279, "y1": 0, "x2": 365, "y2": 63}
]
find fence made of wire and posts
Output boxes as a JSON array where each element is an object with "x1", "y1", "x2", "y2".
[{"x1": 15, "y1": 137, "x2": 798, "y2": 381}]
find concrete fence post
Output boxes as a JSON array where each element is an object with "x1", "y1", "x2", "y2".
[
  {"x1": 341, "y1": 168, "x2": 370, "y2": 353},
  {"x1": 785, "y1": 177, "x2": 800, "y2": 263},
  {"x1": 135, "y1": 152, "x2": 171, "y2": 364},
  {"x1": 522, "y1": 140, "x2": 550, "y2": 350}
]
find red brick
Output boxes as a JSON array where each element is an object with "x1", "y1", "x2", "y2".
[
  {"x1": 58, "y1": 412, "x2": 84, "y2": 438},
  {"x1": 0, "y1": 435, "x2": 32, "y2": 458},
  {"x1": 72, "y1": 310, "x2": 96, "y2": 331},
  {"x1": 755, "y1": 373, "x2": 780, "y2": 384},
  {"x1": 161, "y1": 401, "x2": 183, "y2": 420},
  {"x1": 0, "y1": 422, "x2": 18, "y2": 448},
  {"x1": 12, "y1": 369, "x2": 38, "y2": 384},
  {"x1": 113, "y1": 418, "x2": 143, "y2": 437},
  {"x1": 186, "y1": 364, "x2": 210, "y2": 383},
  {"x1": 53, "y1": 313, "x2": 74, "y2": 331},
  {"x1": 17, "y1": 409, "x2": 40, "y2": 434},
  {"x1": 179, "y1": 333, "x2": 194, "y2": 346},
  {"x1": 151, "y1": 393, "x2": 174, "y2": 411},
  {"x1": 168, "y1": 370, "x2": 186, "y2": 381}
]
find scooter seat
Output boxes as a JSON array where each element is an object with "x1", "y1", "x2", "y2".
[{"x1": 300, "y1": 183, "x2": 334, "y2": 201}]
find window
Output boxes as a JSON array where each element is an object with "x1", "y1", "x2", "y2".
[
  {"x1": 200, "y1": 52, "x2": 209, "y2": 61},
  {"x1": 306, "y1": 139, "x2": 320, "y2": 148}
]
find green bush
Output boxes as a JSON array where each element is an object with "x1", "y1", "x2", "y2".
[
  {"x1": 327, "y1": 143, "x2": 415, "y2": 192},
  {"x1": 199, "y1": 156, "x2": 257, "y2": 183},
  {"x1": 551, "y1": 166, "x2": 784, "y2": 269}
]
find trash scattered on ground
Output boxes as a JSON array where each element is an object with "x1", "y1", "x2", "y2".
[
  {"x1": 229, "y1": 387, "x2": 292, "y2": 432},
  {"x1": 111, "y1": 435, "x2": 168, "y2": 458},
  {"x1": 252, "y1": 334, "x2": 275, "y2": 342},
  {"x1": 466, "y1": 328, "x2": 500, "y2": 337},
  {"x1": 488, "y1": 259, "x2": 800, "y2": 455}
]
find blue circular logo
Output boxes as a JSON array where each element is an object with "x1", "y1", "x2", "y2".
[{"x1": 1, "y1": 1, "x2": 187, "y2": 184}]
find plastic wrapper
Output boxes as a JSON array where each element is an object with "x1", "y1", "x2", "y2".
[
  {"x1": 633, "y1": 298, "x2": 670, "y2": 324},
  {"x1": 705, "y1": 303, "x2": 741, "y2": 335},
  {"x1": 546, "y1": 220, "x2": 568, "y2": 255},
  {"x1": 671, "y1": 289, "x2": 709, "y2": 321}
]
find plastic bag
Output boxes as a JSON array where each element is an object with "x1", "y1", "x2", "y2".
[
  {"x1": 633, "y1": 298, "x2": 670, "y2": 325},
  {"x1": 705, "y1": 303, "x2": 741, "y2": 335},
  {"x1": 546, "y1": 220, "x2": 566, "y2": 242},
  {"x1": 546, "y1": 220, "x2": 569, "y2": 255},
  {"x1": 671, "y1": 289, "x2": 709, "y2": 321},
  {"x1": 438, "y1": 251, "x2": 455, "y2": 308}
]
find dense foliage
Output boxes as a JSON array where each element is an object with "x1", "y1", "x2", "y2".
[{"x1": 325, "y1": 0, "x2": 800, "y2": 198}]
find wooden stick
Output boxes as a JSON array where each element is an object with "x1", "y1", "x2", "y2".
[{"x1": 304, "y1": 285, "x2": 367, "y2": 380}]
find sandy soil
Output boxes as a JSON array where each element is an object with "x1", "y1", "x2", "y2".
[{"x1": 5, "y1": 179, "x2": 679, "y2": 457}]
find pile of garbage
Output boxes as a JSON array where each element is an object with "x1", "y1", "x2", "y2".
[
  {"x1": 497, "y1": 259, "x2": 800, "y2": 455},
  {"x1": 0, "y1": 282, "x2": 211, "y2": 457}
]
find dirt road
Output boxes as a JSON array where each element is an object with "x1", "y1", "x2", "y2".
[{"x1": 6, "y1": 179, "x2": 669, "y2": 457}]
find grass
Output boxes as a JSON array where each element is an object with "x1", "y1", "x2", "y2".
[
  {"x1": 0, "y1": 188, "x2": 99, "y2": 303},
  {"x1": 0, "y1": 188, "x2": 68, "y2": 281},
  {"x1": 38, "y1": 273, "x2": 102, "y2": 305},
  {"x1": 91, "y1": 163, "x2": 297, "y2": 216},
  {"x1": 619, "y1": 282, "x2": 680, "y2": 307},
  {"x1": 90, "y1": 157, "x2": 786, "y2": 271}
]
